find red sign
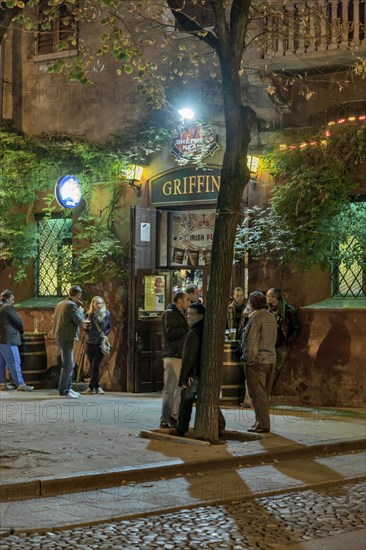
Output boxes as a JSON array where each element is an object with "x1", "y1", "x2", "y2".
[{"x1": 171, "y1": 125, "x2": 219, "y2": 160}]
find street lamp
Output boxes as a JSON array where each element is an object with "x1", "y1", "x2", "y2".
[{"x1": 178, "y1": 108, "x2": 195, "y2": 121}]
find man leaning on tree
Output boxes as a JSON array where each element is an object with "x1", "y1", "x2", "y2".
[{"x1": 160, "y1": 291, "x2": 190, "y2": 428}]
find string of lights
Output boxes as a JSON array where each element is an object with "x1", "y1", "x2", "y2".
[{"x1": 279, "y1": 114, "x2": 366, "y2": 151}]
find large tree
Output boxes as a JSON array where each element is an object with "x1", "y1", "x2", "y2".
[{"x1": 166, "y1": 1, "x2": 255, "y2": 440}]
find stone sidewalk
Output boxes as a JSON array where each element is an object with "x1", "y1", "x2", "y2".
[{"x1": 1, "y1": 391, "x2": 365, "y2": 502}]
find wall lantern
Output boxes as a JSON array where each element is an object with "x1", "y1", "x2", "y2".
[
  {"x1": 123, "y1": 164, "x2": 144, "y2": 196},
  {"x1": 247, "y1": 155, "x2": 261, "y2": 189},
  {"x1": 54, "y1": 175, "x2": 82, "y2": 209}
]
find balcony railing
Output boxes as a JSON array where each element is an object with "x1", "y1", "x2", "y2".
[{"x1": 251, "y1": 0, "x2": 366, "y2": 69}]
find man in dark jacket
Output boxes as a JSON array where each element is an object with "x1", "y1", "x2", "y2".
[
  {"x1": 176, "y1": 302, "x2": 226, "y2": 438},
  {"x1": 0, "y1": 290, "x2": 33, "y2": 391},
  {"x1": 160, "y1": 291, "x2": 190, "y2": 428},
  {"x1": 53, "y1": 285, "x2": 84, "y2": 398},
  {"x1": 266, "y1": 288, "x2": 301, "y2": 391}
]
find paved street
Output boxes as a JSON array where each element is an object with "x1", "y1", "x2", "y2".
[
  {"x1": 1, "y1": 392, "x2": 365, "y2": 548},
  {"x1": 0, "y1": 479, "x2": 365, "y2": 549}
]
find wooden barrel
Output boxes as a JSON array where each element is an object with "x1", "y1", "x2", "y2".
[
  {"x1": 19, "y1": 332, "x2": 47, "y2": 388},
  {"x1": 220, "y1": 340, "x2": 245, "y2": 406}
]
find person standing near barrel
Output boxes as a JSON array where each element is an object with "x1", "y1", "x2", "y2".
[
  {"x1": 241, "y1": 291, "x2": 277, "y2": 433},
  {"x1": 53, "y1": 285, "x2": 84, "y2": 399},
  {"x1": 82, "y1": 296, "x2": 112, "y2": 395},
  {"x1": 0, "y1": 290, "x2": 34, "y2": 391}
]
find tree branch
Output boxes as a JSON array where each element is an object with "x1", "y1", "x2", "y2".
[
  {"x1": 0, "y1": 4, "x2": 24, "y2": 44},
  {"x1": 166, "y1": 0, "x2": 218, "y2": 50}
]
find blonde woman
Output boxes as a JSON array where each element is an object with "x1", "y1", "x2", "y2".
[{"x1": 82, "y1": 296, "x2": 111, "y2": 395}]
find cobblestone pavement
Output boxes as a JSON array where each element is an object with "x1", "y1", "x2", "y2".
[{"x1": 0, "y1": 480, "x2": 365, "y2": 549}]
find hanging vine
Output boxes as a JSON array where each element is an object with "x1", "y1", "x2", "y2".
[
  {"x1": 236, "y1": 121, "x2": 366, "y2": 271},
  {"x1": 0, "y1": 111, "x2": 174, "y2": 286}
]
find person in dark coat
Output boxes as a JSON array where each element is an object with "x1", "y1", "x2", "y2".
[
  {"x1": 160, "y1": 291, "x2": 190, "y2": 428},
  {"x1": 0, "y1": 290, "x2": 33, "y2": 391},
  {"x1": 53, "y1": 285, "x2": 84, "y2": 398},
  {"x1": 82, "y1": 296, "x2": 112, "y2": 395},
  {"x1": 266, "y1": 288, "x2": 301, "y2": 390},
  {"x1": 176, "y1": 302, "x2": 226, "y2": 438}
]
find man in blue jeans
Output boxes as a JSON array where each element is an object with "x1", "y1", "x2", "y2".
[
  {"x1": 0, "y1": 290, "x2": 34, "y2": 391},
  {"x1": 53, "y1": 285, "x2": 84, "y2": 398}
]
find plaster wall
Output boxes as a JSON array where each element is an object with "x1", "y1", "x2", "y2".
[{"x1": 277, "y1": 308, "x2": 366, "y2": 407}]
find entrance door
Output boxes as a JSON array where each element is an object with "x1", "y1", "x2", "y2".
[{"x1": 133, "y1": 269, "x2": 171, "y2": 392}]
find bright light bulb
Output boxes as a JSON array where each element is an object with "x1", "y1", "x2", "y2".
[{"x1": 178, "y1": 108, "x2": 195, "y2": 120}]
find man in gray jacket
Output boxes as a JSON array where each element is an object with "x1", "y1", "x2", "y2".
[
  {"x1": 241, "y1": 291, "x2": 277, "y2": 433},
  {"x1": 53, "y1": 285, "x2": 84, "y2": 398},
  {"x1": 0, "y1": 290, "x2": 33, "y2": 391}
]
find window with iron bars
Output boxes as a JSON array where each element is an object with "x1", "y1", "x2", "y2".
[
  {"x1": 330, "y1": 200, "x2": 366, "y2": 298},
  {"x1": 34, "y1": 216, "x2": 73, "y2": 297}
]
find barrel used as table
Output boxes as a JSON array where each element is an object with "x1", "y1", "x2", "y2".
[
  {"x1": 19, "y1": 332, "x2": 47, "y2": 388},
  {"x1": 220, "y1": 340, "x2": 245, "y2": 406}
]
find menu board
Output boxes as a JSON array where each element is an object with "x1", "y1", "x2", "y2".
[{"x1": 144, "y1": 275, "x2": 165, "y2": 311}]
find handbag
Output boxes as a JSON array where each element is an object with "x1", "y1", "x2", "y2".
[
  {"x1": 92, "y1": 316, "x2": 111, "y2": 356},
  {"x1": 100, "y1": 334, "x2": 111, "y2": 356}
]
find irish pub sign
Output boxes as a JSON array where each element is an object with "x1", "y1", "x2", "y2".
[{"x1": 150, "y1": 166, "x2": 221, "y2": 206}]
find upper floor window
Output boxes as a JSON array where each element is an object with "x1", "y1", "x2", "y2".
[
  {"x1": 36, "y1": 0, "x2": 77, "y2": 56},
  {"x1": 175, "y1": 0, "x2": 216, "y2": 29}
]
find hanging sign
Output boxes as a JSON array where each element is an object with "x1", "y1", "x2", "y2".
[
  {"x1": 55, "y1": 175, "x2": 82, "y2": 209},
  {"x1": 171, "y1": 125, "x2": 219, "y2": 160}
]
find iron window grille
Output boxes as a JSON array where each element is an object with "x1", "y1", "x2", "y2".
[
  {"x1": 331, "y1": 200, "x2": 366, "y2": 298},
  {"x1": 35, "y1": 216, "x2": 73, "y2": 297}
]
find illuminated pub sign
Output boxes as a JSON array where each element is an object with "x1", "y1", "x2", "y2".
[
  {"x1": 150, "y1": 166, "x2": 221, "y2": 206},
  {"x1": 55, "y1": 175, "x2": 82, "y2": 209}
]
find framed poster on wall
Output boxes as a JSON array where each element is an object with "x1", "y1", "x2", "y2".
[{"x1": 169, "y1": 210, "x2": 215, "y2": 267}]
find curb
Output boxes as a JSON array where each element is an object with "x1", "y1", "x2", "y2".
[{"x1": 1, "y1": 437, "x2": 365, "y2": 502}]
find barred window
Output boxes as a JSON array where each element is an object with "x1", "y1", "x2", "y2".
[
  {"x1": 36, "y1": 0, "x2": 77, "y2": 55},
  {"x1": 331, "y1": 200, "x2": 366, "y2": 298},
  {"x1": 35, "y1": 216, "x2": 73, "y2": 297}
]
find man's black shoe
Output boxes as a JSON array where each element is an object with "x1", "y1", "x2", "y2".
[
  {"x1": 247, "y1": 427, "x2": 270, "y2": 433},
  {"x1": 159, "y1": 421, "x2": 169, "y2": 428}
]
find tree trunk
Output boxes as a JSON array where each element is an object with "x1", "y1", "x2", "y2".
[
  {"x1": 194, "y1": 72, "x2": 255, "y2": 441},
  {"x1": 0, "y1": 6, "x2": 25, "y2": 45}
]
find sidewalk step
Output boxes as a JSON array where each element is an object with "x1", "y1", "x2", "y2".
[
  {"x1": 0, "y1": 452, "x2": 365, "y2": 534},
  {"x1": 1, "y1": 438, "x2": 365, "y2": 503}
]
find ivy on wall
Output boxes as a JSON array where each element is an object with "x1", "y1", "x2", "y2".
[
  {"x1": 0, "y1": 111, "x2": 174, "y2": 287},
  {"x1": 236, "y1": 122, "x2": 366, "y2": 272}
]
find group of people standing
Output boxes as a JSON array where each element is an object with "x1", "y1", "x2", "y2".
[
  {"x1": 53, "y1": 286, "x2": 111, "y2": 398},
  {"x1": 160, "y1": 284, "x2": 300, "y2": 437},
  {"x1": 0, "y1": 285, "x2": 111, "y2": 397}
]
